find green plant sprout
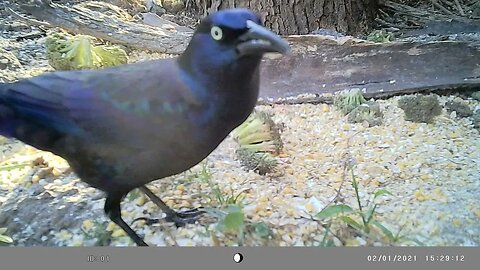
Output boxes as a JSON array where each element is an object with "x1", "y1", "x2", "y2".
[
  {"x1": 231, "y1": 110, "x2": 283, "y2": 174},
  {"x1": 46, "y1": 33, "x2": 128, "y2": 70},
  {"x1": 333, "y1": 89, "x2": 367, "y2": 115},
  {"x1": 315, "y1": 166, "x2": 425, "y2": 246}
]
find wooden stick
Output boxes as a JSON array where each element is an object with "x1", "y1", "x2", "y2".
[
  {"x1": 6, "y1": 7, "x2": 51, "y2": 27},
  {"x1": 453, "y1": 0, "x2": 466, "y2": 16},
  {"x1": 433, "y1": 0, "x2": 455, "y2": 15}
]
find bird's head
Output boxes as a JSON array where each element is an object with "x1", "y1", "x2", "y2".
[{"x1": 178, "y1": 8, "x2": 290, "y2": 79}]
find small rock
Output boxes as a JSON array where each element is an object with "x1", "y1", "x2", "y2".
[
  {"x1": 397, "y1": 95, "x2": 442, "y2": 123},
  {"x1": 30, "y1": 184, "x2": 44, "y2": 196},
  {"x1": 161, "y1": 0, "x2": 185, "y2": 13},
  {"x1": 471, "y1": 91, "x2": 480, "y2": 101},
  {"x1": 0, "y1": 48, "x2": 21, "y2": 69},
  {"x1": 63, "y1": 189, "x2": 79, "y2": 197},
  {"x1": 445, "y1": 100, "x2": 473, "y2": 118}
]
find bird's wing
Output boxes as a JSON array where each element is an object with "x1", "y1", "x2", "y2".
[{"x1": 2, "y1": 60, "x2": 203, "y2": 146}]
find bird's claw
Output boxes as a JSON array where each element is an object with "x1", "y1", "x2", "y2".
[
  {"x1": 131, "y1": 208, "x2": 205, "y2": 227},
  {"x1": 165, "y1": 208, "x2": 205, "y2": 227},
  {"x1": 131, "y1": 217, "x2": 160, "y2": 226}
]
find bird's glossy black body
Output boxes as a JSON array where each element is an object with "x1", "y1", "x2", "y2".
[{"x1": 0, "y1": 8, "x2": 290, "y2": 246}]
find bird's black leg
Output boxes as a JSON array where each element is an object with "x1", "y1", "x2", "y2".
[
  {"x1": 104, "y1": 192, "x2": 148, "y2": 246},
  {"x1": 133, "y1": 186, "x2": 204, "y2": 227}
]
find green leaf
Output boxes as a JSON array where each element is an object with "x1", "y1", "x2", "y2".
[
  {"x1": 371, "y1": 220, "x2": 394, "y2": 241},
  {"x1": 0, "y1": 227, "x2": 7, "y2": 234},
  {"x1": 339, "y1": 216, "x2": 363, "y2": 230},
  {"x1": 373, "y1": 189, "x2": 393, "y2": 200},
  {"x1": 365, "y1": 204, "x2": 378, "y2": 224},
  {"x1": 225, "y1": 204, "x2": 242, "y2": 214},
  {"x1": 0, "y1": 234, "x2": 13, "y2": 244},
  {"x1": 0, "y1": 163, "x2": 30, "y2": 171},
  {"x1": 224, "y1": 211, "x2": 244, "y2": 231},
  {"x1": 251, "y1": 222, "x2": 270, "y2": 238},
  {"x1": 315, "y1": 204, "x2": 354, "y2": 219},
  {"x1": 126, "y1": 189, "x2": 141, "y2": 201},
  {"x1": 320, "y1": 221, "x2": 332, "y2": 247}
]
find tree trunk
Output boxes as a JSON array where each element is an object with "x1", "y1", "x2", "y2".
[{"x1": 186, "y1": 0, "x2": 378, "y2": 35}]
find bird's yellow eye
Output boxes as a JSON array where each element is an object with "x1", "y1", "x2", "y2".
[{"x1": 210, "y1": 26, "x2": 223, "y2": 41}]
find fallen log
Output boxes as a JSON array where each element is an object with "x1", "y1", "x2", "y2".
[
  {"x1": 16, "y1": 0, "x2": 193, "y2": 54},
  {"x1": 259, "y1": 35, "x2": 480, "y2": 103}
]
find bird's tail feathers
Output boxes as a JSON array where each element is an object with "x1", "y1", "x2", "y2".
[{"x1": 0, "y1": 82, "x2": 16, "y2": 137}]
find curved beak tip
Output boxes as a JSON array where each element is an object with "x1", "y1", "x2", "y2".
[
  {"x1": 239, "y1": 20, "x2": 292, "y2": 56},
  {"x1": 279, "y1": 43, "x2": 292, "y2": 56}
]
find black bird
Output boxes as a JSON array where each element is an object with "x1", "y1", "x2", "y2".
[{"x1": 0, "y1": 8, "x2": 290, "y2": 246}]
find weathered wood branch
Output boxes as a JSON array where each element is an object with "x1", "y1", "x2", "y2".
[
  {"x1": 258, "y1": 35, "x2": 480, "y2": 103},
  {"x1": 17, "y1": 0, "x2": 193, "y2": 54}
]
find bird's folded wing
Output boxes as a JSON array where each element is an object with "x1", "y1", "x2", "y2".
[{"x1": 2, "y1": 60, "x2": 202, "y2": 145}]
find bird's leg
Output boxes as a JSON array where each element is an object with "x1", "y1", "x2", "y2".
[
  {"x1": 105, "y1": 193, "x2": 148, "y2": 246},
  {"x1": 133, "y1": 186, "x2": 204, "y2": 227}
]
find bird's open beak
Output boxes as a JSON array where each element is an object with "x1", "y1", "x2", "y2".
[{"x1": 237, "y1": 20, "x2": 291, "y2": 56}]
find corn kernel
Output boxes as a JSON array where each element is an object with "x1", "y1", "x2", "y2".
[
  {"x1": 112, "y1": 229, "x2": 126, "y2": 237},
  {"x1": 146, "y1": 202, "x2": 156, "y2": 212},
  {"x1": 449, "y1": 132, "x2": 459, "y2": 139},
  {"x1": 304, "y1": 203, "x2": 315, "y2": 213},
  {"x1": 180, "y1": 201, "x2": 191, "y2": 208},
  {"x1": 282, "y1": 187, "x2": 294, "y2": 195},
  {"x1": 31, "y1": 175, "x2": 40, "y2": 183},
  {"x1": 165, "y1": 199, "x2": 175, "y2": 208},
  {"x1": 52, "y1": 168, "x2": 62, "y2": 177},
  {"x1": 257, "y1": 210, "x2": 267, "y2": 216},
  {"x1": 473, "y1": 209, "x2": 480, "y2": 218},
  {"x1": 452, "y1": 219, "x2": 462, "y2": 227},
  {"x1": 322, "y1": 104, "x2": 330, "y2": 112},
  {"x1": 134, "y1": 219, "x2": 146, "y2": 227},
  {"x1": 419, "y1": 174, "x2": 430, "y2": 181},
  {"x1": 286, "y1": 208, "x2": 295, "y2": 217},
  {"x1": 72, "y1": 239, "x2": 84, "y2": 246},
  {"x1": 414, "y1": 190, "x2": 427, "y2": 201},
  {"x1": 58, "y1": 230, "x2": 72, "y2": 241},
  {"x1": 345, "y1": 238, "x2": 360, "y2": 246},
  {"x1": 106, "y1": 222, "x2": 117, "y2": 232},
  {"x1": 82, "y1": 219, "x2": 94, "y2": 231},
  {"x1": 136, "y1": 196, "x2": 146, "y2": 206}
]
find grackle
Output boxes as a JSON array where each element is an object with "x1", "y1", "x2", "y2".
[{"x1": 0, "y1": 8, "x2": 290, "y2": 246}]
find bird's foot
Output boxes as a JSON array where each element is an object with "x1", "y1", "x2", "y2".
[
  {"x1": 165, "y1": 208, "x2": 205, "y2": 227},
  {"x1": 132, "y1": 208, "x2": 205, "y2": 227}
]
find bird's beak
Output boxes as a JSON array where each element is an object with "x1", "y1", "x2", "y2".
[{"x1": 237, "y1": 20, "x2": 291, "y2": 56}]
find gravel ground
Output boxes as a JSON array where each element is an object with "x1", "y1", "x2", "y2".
[{"x1": 1, "y1": 2, "x2": 480, "y2": 247}]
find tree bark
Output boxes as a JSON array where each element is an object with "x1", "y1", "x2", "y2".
[{"x1": 186, "y1": 0, "x2": 378, "y2": 35}]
